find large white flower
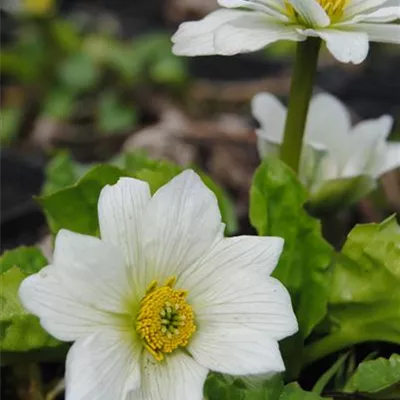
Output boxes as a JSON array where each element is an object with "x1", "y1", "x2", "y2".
[
  {"x1": 252, "y1": 92, "x2": 400, "y2": 207},
  {"x1": 19, "y1": 170, "x2": 298, "y2": 400},
  {"x1": 172, "y1": 0, "x2": 400, "y2": 64}
]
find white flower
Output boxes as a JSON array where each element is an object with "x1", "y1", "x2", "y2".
[
  {"x1": 19, "y1": 170, "x2": 298, "y2": 400},
  {"x1": 252, "y1": 92, "x2": 400, "y2": 201},
  {"x1": 172, "y1": 0, "x2": 400, "y2": 64}
]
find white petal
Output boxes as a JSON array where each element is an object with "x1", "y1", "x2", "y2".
[
  {"x1": 344, "y1": 0, "x2": 392, "y2": 19},
  {"x1": 189, "y1": 236, "x2": 284, "y2": 278},
  {"x1": 171, "y1": 9, "x2": 246, "y2": 56},
  {"x1": 376, "y1": 142, "x2": 400, "y2": 177},
  {"x1": 346, "y1": 7, "x2": 400, "y2": 23},
  {"x1": 312, "y1": 29, "x2": 369, "y2": 64},
  {"x1": 52, "y1": 230, "x2": 134, "y2": 313},
  {"x1": 98, "y1": 177, "x2": 150, "y2": 269},
  {"x1": 287, "y1": 0, "x2": 330, "y2": 27},
  {"x1": 141, "y1": 170, "x2": 224, "y2": 289},
  {"x1": 354, "y1": 23, "x2": 400, "y2": 44},
  {"x1": 251, "y1": 92, "x2": 286, "y2": 144},
  {"x1": 341, "y1": 116, "x2": 393, "y2": 177},
  {"x1": 19, "y1": 231, "x2": 132, "y2": 341},
  {"x1": 129, "y1": 351, "x2": 208, "y2": 400},
  {"x1": 304, "y1": 93, "x2": 351, "y2": 170},
  {"x1": 65, "y1": 329, "x2": 141, "y2": 400},
  {"x1": 214, "y1": 13, "x2": 304, "y2": 55},
  {"x1": 19, "y1": 266, "x2": 123, "y2": 341},
  {"x1": 181, "y1": 254, "x2": 298, "y2": 340},
  {"x1": 189, "y1": 326, "x2": 285, "y2": 375},
  {"x1": 350, "y1": 115, "x2": 393, "y2": 143},
  {"x1": 218, "y1": 0, "x2": 289, "y2": 21}
]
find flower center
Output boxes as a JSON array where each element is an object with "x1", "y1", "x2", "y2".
[
  {"x1": 136, "y1": 277, "x2": 196, "y2": 361},
  {"x1": 285, "y1": 0, "x2": 348, "y2": 23}
]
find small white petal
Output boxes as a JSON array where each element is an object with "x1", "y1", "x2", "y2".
[
  {"x1": 188, "y1": 236, "x2": 284, "y2": 278},
  {"x1": 214, "y1": 13, "x2": 304, "y2": 55},
  {"x1": 346, "y1": 7, "x2": 400, "y2": 23},
  {"x1": 182, "y1": 255, "x2": 298, "y2": 341},
  {"x1": 218, "y1": 0, "x2": 289, "y2": 21},
  {"x1": 312, "y1": 29, "x2": 369, "y2": 64},
  {"x1": 65, "y1": 329, "x2": 141, "y2": 400},
  {"x1": 141, "y1": 170, "x2": 224, "y2": 289},
  {"x1": 287, "y1": 0, "x2": 330, "y2": 27},
  {"x1": 251, "y1": 92, "x2": 286, "y2": 144},
  {"x1": 341, "y1": 116, "x2": 393, "y2": 177},
  {"x1": 129, "y1": 351, "x2": 208, "y2": 400},
  {"x1": 305, "y1": 93, "x2": 352, "y2": 170},
  {"x1": 354, "y1": 23, "x2": 400, "y2": 44},
  {"x1": 52, "y1": 230, "x2": 133, "y2": 313},
  {"x1": 19, "y1": 265, "x2": 124, "y2": 341},
  {"x1": 19, "y1": 230, "x2": 132, "y2": 341},
  {"x1": 189, "y1": 326, "x2": 285, "y2": 375},
  {"x1": 350, "y1": 115, "x2": 393, "y2": 143},
  {"x1": 344, "y1": 0, "x2": 393, "y2": 19},
  {"x1": 98, "y1": 177, "x2": 151, "y2": 271},
  {"x1": 378, "y1": 143, "x2": 400, "y2": 176},
  {"x1": 171, "y1": 9, "x2": 246, "y2": 56}
]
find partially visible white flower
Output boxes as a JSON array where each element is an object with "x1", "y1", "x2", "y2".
[
  {"x1": 252, "y1": 92, "x2": 400, "y2": 207},
  {"x1": 172, "y1": 0, "x2": 400, "y2": 64},
  {"x1": 19, "y1": 170, "x2": 298, "y2": 400}
]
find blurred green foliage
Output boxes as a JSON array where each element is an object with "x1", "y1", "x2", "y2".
[
  {"x1": 0, "y1": 247, "x2": 64, "y2": 363},
  {"x1": 0, "y1": 16, "x2": 188, "y2": 143}
]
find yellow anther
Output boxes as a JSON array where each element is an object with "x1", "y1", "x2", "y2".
[
  {"x1": 136, "y1": 276, "x2": 196, "y2": 361},
  {"x1": 285, "y1": 0, "x2": 348, "y2": 23}
]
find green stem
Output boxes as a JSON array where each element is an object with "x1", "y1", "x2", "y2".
[
  {"x1": 303, "y1": 331, "x2": 356, "y2": 367},
  {"x1": 280, "y1": 37, "x2": 321, "y2": 173}
]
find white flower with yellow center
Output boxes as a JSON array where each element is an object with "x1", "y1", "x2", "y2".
[
  {"x1": 172, "y1": 0, "x2": 400, "y2": 64},
  {"x1": 253, "y1": 92, "x2": 400, "y2": 205},
  {"x1": 19, "y1": 170, "x2": 298, "y2": 400}
]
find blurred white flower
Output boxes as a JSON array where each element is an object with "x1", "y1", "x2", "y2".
[
  {"x1": 252, "y1": 92, "x2": 400, "y2": 207},
  {"x1": 172, "y1": 0, "x2": 400, "y2": 64},
  {"x1": 19, "y1": 170, "x2": 297, "y2": 400}
]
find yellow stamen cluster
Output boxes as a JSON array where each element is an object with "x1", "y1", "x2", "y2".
[
  {"x1": 136, "y1": 277, "x2": 196, "y2": 361},
  {"x1": 285, "y1": 0, "x2": 348, "y2": 23}
]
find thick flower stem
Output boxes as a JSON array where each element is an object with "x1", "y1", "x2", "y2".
[{"x1": 280, "y1": 38, "x2": 321, "y2": 173}]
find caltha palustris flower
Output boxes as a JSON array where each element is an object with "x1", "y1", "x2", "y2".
[
  {"x1": 172, "y1": 0, "x2": 400, "y2": 64},
  {"x1": 19, "y1": 170, "x2": 298, "y2": 400}
]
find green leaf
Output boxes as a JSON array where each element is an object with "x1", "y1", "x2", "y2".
[
  {"x1": 41, "y1": 87, "x2": 76, "y2": 120},
  {"x1": 0, "y1": 107, "x2": 22, "y2": 145},
  {"x1": 330, "y1": 216, "x2": 400, "y2": 343},
  {"x1": 0, "y1": 247, "x2": 62, "y2": 362},
  {"x1": 38, "y1": 164, "x2": 126, "y2": 236},
  {"x1": 58, "y1": 52, "x2": 100, "y2": 91},
  {"x1": 305, "y1": 216, "x2": 400, "y2": 365},
  {"x1": 344, "y1": 354, "x2": 400, "y2": 398},
  {"x1": 249, "y1": 158, "x2": 333, "y2": 340},
  {"x1": 0, "y1": 247, "x2": 47, "y2": 274},
  {"x1": 205, "y1": 376, "x2": 327, "y2": 400},
  {"x1": 205, "y1": 373, "x2": 284, "y2": 400},
  {"x1": 280, "y1": 383, "x2": 326, "y2": 400},
  {"x1": 40, "y1": 151, "x2": 238, "y2": 236},
  {"x1": 97, "y1": 91, "x2": 137, "y2": 134},
  {"x1": 41, "y1": 151, "x2": 90, "y2": 196}
]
